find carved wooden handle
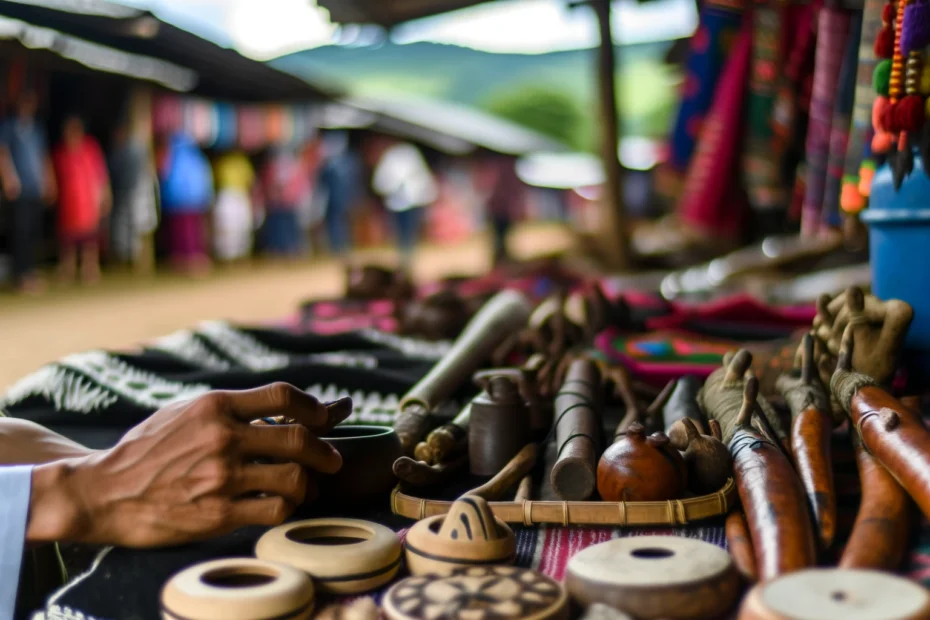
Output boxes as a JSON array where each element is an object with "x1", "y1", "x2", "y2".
[{"x1": 467, "y1": 443, "x2": 538, "y2": 501}]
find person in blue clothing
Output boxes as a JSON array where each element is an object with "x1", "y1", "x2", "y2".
[
  {"x1": 157, "y1": 132, "x2": 214, "y2": 275},
  {"x1": 317, "y1": 131, "x2": 362, "y2": 258},
  {"x1": 0, "y1": 384, "x2": 350, "y2": 620}
]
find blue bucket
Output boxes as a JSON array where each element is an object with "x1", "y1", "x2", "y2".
[{"x1": 861, "y1": 153, "x2": 930, "y2": 377}]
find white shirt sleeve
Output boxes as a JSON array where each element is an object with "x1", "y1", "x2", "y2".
[{"x1": 0, "y1": 465, "x2": 33, "y2": 620}]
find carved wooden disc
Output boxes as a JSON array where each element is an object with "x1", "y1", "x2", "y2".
[
  {"x1": 565, "y1": 536, "x2": 740, "y2": 620},
  {"x1": 161, "y1": 558, "x2": 314, "y2": 620},
  {"x1": 255, "y1": 519, "x2": 401, "y2": 595},
  {"x1": 738, "y1": 569, "x2": 930, "y2": 620},
  {"x1": 383, "y1": 566, "x2": 569, "y2": 620}
]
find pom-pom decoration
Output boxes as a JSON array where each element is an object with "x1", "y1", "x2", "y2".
[
  {"x1": 872, "y1": 130, "x2": 894, "y2": 153},
  {"x1": 873, "y1": 95, "x2": 892, "y2": 130},
  {"x1": 859, "y1": 162, "x2": 877, "y2": 197},
  {"x1": 840, "y1": 180, "x2": 866, "y2": 213},
  {"x1": 875, "y1": 27, "x2": 896, "y2": 58},
  {"x1": 874, "y1": 60, "x2": 893, "y2": 95},
  {"x1": 895, "y1": 95, "x2": 926, "y2": 132},
  {"x1": 883, "y1": 2, "x2": 896, "y2": 23},
  {"x1": 900, "y1": 2, "x2": 930, "y2": 54}
]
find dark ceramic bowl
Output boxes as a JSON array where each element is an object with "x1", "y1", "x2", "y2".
[{"x1": 318, "y1": 425, "x2": 403, "y2": 508}]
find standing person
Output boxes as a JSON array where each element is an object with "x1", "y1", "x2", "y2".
[
  {"x1": 108, "y1": 121, "x2": 158, "y2": 272},
  {"x1": 158, "y1": 132, "x2": 214, "y2": 275},
  {"x1": 259, "y1": 144, "x2": 308, "y2": 259},
  {"x1": 51, "y1": 114, "x2": 110, "y2": 284},
  {"x1": 318, "y1": 131, "x2": 362, "y2": 258},
  {"x1": 212, "y1": 150, "x2": 256, "y2": 263},
  {"x1": 483, "y1": 153, "x2": 525, "y2": 267},
  {"x1": 0, "y1": 90, "x2": 56, "y2": 293},
  {"x1": 370, "y1": 136, "x2": 437, "y2": 269}
]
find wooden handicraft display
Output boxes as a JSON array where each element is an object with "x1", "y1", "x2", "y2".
[
  {"x1": 404, "y1": 495, "x2": 516, "y2": 576},
  {"x1": 383, "y1": 566, "x2": 570, "y2": 620},
  {"x1": 565, "y1": 536, "x2": 741, "y2": 620},
  {"x1": 254, "y1": 519, "x2": 401, "y2": 595},
  {"x1": 160, "y1": 558, "x2": 314, "y2": 620},
  {"x1": 738, "y1": 569, "x2": 930, "y2": 620}
]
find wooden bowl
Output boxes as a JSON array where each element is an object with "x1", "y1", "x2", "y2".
[
  {"x1": 320, "y1": 425, "x2": 403, "y2": 507},
  {"x1": 160, "y1": 558, "x2": 314, "y2": 620},
  {"x1": 255, "y1": 518, "x2": 402, "y2": 595}
]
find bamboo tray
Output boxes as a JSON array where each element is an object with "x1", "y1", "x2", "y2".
[{"x1": 391, "y1": 477, "x2": 735, "y2": 526}]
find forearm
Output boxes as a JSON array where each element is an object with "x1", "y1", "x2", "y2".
[{"x1": 0, "y1": 418, "x2": 95, "y2": 465}]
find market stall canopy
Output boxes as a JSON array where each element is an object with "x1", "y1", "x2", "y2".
[
  {"x1": 341, "y1": 95, "x2": 568, "y2": 156},
  {"x1": 319, "y1": 0, "x2": 496, "y2": 27},
  {"x1": 0, "y1": 0, "x2": 338, "y2": 101}
]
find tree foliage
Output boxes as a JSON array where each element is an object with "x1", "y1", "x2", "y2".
[{"x1": 481, "y1": 86, "x2": 586, "y2": 150}]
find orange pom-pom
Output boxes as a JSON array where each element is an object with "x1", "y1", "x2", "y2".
[
  {"x1": 841, "y1": 182, "x2": 866, "y2": 213},
  {"x1": 873, "y1": 95, "x2": 891, "y2": 130},
  {"x1": 859, "y1": 166, "x2": 876, "y2": 197},
  {"x1": 874, "y1": 26, "x2": 895, "y2": 58},
  {"x1": 882, "y1": 102, "x2": 900, "y2": 133},
  {"x1": 872, "y1": 130, "x2": 894, "y2": 153},
  {"x1": 896, "y1": 95, "x2": 926, "y2": 132}
]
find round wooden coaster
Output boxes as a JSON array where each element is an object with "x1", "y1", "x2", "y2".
[
  {"x1": 160, "y1": 558, "x2": 314, "y2": 620},
  {"x1": 405, "y1": 495, "x2": 516, "y2": 576},
  {"x1": 255, "y1": 518, "x2": 402, "y2": 595},
  {"x1": 738, "y1": 568, "x2": 930, "y2": 620},
  {"x1": 383, "y1": 565, "x2": 569, "y2": 620},
  {"x1": 565, "y1": 535, "x2": 740, "y2": 620}
]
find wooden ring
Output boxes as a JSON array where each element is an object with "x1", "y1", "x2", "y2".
[
  {"x1": 738, "y1": 568, "x2": 930, "y2": 619},
  {"x1": 160, "y1": 558, "x2": 314, "y2": 620},
  {"x1": 384, "y1": 566, "x2": 569, "y2": 620},
  {"x1": 566, "y1": 536, "x2": 740, "y2": 619},
  {"x1": 255, "y1": 519, "x2": 401, "y2": 595},
  {"x1": 404, "y1": 514, "x2": 515, "y2": 576}
]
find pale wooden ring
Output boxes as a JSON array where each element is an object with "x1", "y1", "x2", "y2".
[
  {"x1": 404, "y1": 513, "x2": 516, "y2": 576},
  {"x1": 160, "y1": 558, "x2": 314, "y2": 620},
  {"x1": 738, "y1": 568, "x2": 930, "y2": 620},
  {"x1": 566, "y1": 536, "x2": 739, "y2": 619},
  {"x1": 255, "y1": 519, "x2": 401, "y2": 595}
]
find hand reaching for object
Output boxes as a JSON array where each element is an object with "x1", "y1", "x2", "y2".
[{"x1": 27, "y1": 383, "x2": 350, "y2": 547}]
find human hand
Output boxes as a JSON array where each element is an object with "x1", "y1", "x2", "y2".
[{"x1": 27, "y1": 383, "x2": 351, "y2": 547}]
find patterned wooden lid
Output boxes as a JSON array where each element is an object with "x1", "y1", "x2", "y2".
[{"x1": 383, "y1": 566, "x2": 569, "y2": 620}]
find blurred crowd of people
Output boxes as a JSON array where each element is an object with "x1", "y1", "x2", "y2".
[{"x1": 1, "y1": 88, "x2": 530, "y2": 295}]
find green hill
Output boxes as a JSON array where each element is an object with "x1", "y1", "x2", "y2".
[{"x1": 271, "y1": 40, "x2": 681, "y2": 149}]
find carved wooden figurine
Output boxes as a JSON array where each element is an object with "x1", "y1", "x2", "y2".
[
  {"x1": 161, "y1": 558, "x2": 315, "y2": 620},
  {"x1": 383, "y1": 566, "x2": 569, "y2": 620},
  {"x1": 738, "y1": 568, "x2": 930, "y2": 619},
  {"x1": 255, "y1": 519, "x2": 401, "y2": 595},
  {"x1": 404, "y1": 495, "x2": 516, "y2": 576},
  {"x1": 566, "y1": 536, "x2": 741, "y2": 619},
  {"x1": 668, "y1": 417, "x2": 732, "y2": 495}
]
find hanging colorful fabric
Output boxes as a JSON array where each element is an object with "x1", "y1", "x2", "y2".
[
  {"x1": 238, "y1": 105, "x2": 264, "y2": 151},
  {"x1": 152, "y1": 94, "x2": 183, "y2": 137},
  {"x1": 214, "y1": 102, "x2": 237, "y2": 150},
  {"x1": 800, "y1": 6, "x2": 853, "y2": 236},
  {"x1": 822, "y1": 9, "x2": 863, "y2": 230},
  {"x1": 654, "y1": 0, "x2": 745, "y2": 202},
  {"x1": 267, "y1": 105, "x2": 284, "y2": 145},
  {"x1": 842, "y1": 0, "x2": 884, "y2": 212}
]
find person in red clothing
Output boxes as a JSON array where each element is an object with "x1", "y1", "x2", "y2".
[{"x1": 51, "y1": 115, "x2": 111, "y2": 283}]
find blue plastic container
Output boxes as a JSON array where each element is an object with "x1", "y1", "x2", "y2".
[{"x1": 861, "y1": 153, "x2": 930, "y2": 378}]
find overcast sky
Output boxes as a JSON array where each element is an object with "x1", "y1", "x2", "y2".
[{"x1": 114, "y1": 0, "x2": 698, "y2": 60}]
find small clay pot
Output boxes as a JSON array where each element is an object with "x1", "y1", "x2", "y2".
[
  {"x1": 318, "y1": 425, "x2": 403, "y2": 507},
  {"x1": 597, "y1": 423, "x2": 686, "y2": 502},
  {"x1": 669, "y1": 418, "x2": 732, "y2": 495}
]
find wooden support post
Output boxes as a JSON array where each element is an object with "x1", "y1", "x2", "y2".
[{"x1": 592, "y1": 0, "x2": 629, "y2": 269}]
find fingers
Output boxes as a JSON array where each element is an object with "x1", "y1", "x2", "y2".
[
  {"x1": 219, "y1": 383, "x2": 353, "y2": 432},
  {"x1": 239, "y1": 423, "x2": 343, "y2": 473},
  {"x1": 232, "y1": 463, "x2": 317, "y2": 505},
  {"x1": 228, "y1": 496, "x2": 295, "y2": 528}
]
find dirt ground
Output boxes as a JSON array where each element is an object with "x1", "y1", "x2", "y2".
[{"x1": 0, "y1": 223, "x2": 574, "y2": 389}]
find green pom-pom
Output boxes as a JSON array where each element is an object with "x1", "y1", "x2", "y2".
[{"x1": 873, "y1": 60, "x2": 892, "y2": 96}]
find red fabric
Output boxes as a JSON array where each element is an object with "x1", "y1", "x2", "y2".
[
  {"x1": 647, "y1": 294, "x2": 816, "y2": 331},
  {"x1": 52, "y1": 136, "x2": 108, "y2": 238}
]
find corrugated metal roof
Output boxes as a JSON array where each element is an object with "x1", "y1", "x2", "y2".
[
  {"x1": 0, "y1": 0, "x2": 337, "y2": 101},
  {"x1": 319, "y1": 0, "x2": 497, "y2": 27}
]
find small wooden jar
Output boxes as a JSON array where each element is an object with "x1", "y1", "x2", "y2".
[
  {"x1": 739, "y1": 568, "x2": 930, "y2": 620},
  {"x1": 255, "y1": 519, "x2": 401, "y2": 595},
  {"x1": 405, "y1": 495, "x2": 516, "y2": 575},
  {"x1": 160, "y1": 558, "x2": 314, "y2": 620},
  {"x1": 566, "y1": 536, "x2": 740, "y2": 620},
  {"x1": 384, "y1": 566, "x2": 569, "y2": 620}
]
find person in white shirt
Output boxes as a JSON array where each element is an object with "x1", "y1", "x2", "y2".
[
  {"x1": 0, "y1": 384, "x2": 349, "y2": 620},
  {"x1": 369, "y1": 137, "x2": 438, "y2": 268}
]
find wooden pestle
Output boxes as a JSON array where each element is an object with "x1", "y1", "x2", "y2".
[{"x1": 550, "y1": 359, "x2": 603, "y2": 501}]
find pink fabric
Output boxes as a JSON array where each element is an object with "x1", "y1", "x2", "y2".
[
  {"x1": 678, "y1": 15, "x2": 753, "y2": 238},
  {"x1": 648, "y1": 294, "x2": 816, "y2": 331}
]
